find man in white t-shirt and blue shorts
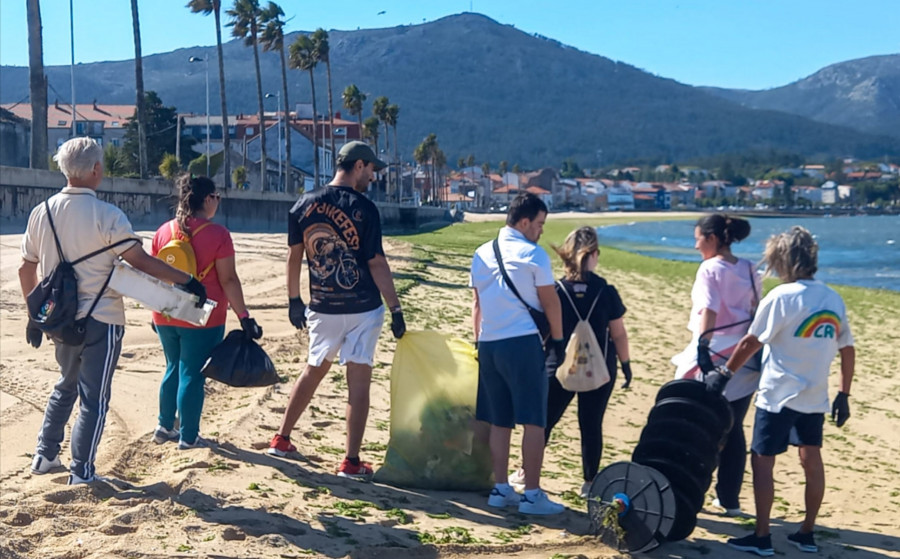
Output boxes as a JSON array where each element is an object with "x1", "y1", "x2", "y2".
[
  {"x1": 705, "y1": 226, "x2": 855, "y2": 557},
  {"x1": 470, "y1": 192, "x2": 566, "y2": 515}
]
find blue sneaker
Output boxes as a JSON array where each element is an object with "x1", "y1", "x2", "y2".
[
  {"x1": 518, "y1": 489, "x2": 565, "y2": 515},
  {"x1": 152, "y1": 425, "x2": 179, "y2": 445},
  {"x1": 788, "y1": 531, "x2": 818, "y2": 553},
  {"x1": 487, "y1": 485, "x2": 519, "y2": 508},
  {"x1": 728, "y1": 533, "x2": 774, "y2": 557}
]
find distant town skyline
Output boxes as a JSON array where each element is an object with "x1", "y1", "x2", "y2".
[{"x1": 1, "y1": 0, "x2": 897, "y2": 90}]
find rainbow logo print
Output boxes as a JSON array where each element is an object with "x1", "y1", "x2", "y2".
[{"x1": 794, "y1": 310, "x2": 841, "y2": 339}]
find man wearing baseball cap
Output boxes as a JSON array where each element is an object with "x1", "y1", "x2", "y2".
[{"x1": 270, "y1": 141, "x2": 404, "y2": 481}]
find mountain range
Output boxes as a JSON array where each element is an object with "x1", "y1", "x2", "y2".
[{"x1": 2, "y1": 13, "x2": 898, "y2": 168}]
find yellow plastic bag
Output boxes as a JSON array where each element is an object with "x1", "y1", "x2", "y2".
[{"x1": 373, "y1": 330, "x2": 493, "y2": 491}]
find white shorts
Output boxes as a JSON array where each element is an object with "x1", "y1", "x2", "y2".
[{"x1": 307, "y1": 306, "x2": 385, "y2": 367}]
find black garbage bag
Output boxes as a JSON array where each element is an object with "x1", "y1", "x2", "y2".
[{"x1": 201, "y1": 330, "x2": 279, "y2": 387}]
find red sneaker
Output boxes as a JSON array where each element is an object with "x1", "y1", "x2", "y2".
[
  {"x1": 267, "y1": 434, "x2": 297, "y2": 457},
  {"x1": 337, "y1": 458, "x2": 374, "y2": 481}
]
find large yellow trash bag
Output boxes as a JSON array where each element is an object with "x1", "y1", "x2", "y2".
[{"x1": 373, "y1": 330, "x2": 493, "y2": 491}]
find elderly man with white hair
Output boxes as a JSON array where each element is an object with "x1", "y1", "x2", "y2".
[{"x1": 19, "y1": 137, "x2": 206, "y2": 485}]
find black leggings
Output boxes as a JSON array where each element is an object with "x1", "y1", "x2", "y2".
[
  {"x1": 544, "y1": 367, "x2": 617, "y2": 482},
  {"x1": 715, "y1": 394, "x2": 754, "y2": 509}
]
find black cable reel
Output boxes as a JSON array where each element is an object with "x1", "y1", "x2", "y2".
[{"x1": 587, "y1": 380, "x2": 734, "y2": 552}]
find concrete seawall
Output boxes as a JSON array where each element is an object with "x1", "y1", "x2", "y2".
[{"x1": 0, "y1": 166, "x2": 450, "y2": 233}]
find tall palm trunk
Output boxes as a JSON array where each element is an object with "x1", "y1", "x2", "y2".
[
  {"x1": 393, "y1": 124, "x2": 399, "y2": 199},
  {"x1": 251, "y1": 39, "x2": 267, "y2": 191},
  {"x1": 325, "y1": 60, "x2": 336, "y2": 171},
  {"x1": 213, "y1": 5, "x2": 231, "y2": 188},
  {"x1": 130, "y1": 0, "x2": 148, "y2": 178},
  {"x1": 307, "y1": 70, "x2": 319, "y2": 188},
  {"x1": 278, "y1": 44, "x2": 291, "y2": 192},
  {"x1": 26, "y1": 0, "x2": 48, "y2": 169}
]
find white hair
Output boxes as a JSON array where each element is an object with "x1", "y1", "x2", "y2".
[{"x1": 53, "y1": 137, "x2": 103, "y2": 180}]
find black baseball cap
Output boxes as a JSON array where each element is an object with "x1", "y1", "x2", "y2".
[{"x1": 337, "y1": 141, "x2": 387, "y2": 171}]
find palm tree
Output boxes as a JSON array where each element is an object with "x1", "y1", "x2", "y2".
[
  {"x1": 414, "y1": 133, "x2": 440, "y2": 204},
  {"x1": 311, "y1": 29, "x2": 336, "y2": 170},
  {"x1": 187, "y1": 0, "x2": 232, "y2": 188},
  {"x1": 259, "y1": 1, "x2": 290, "y2": 192},
  {"x1": 289, "y1": 34, "x2": 320, "y2": 188},
  {"x1": 342, "y1": 84, "x2": 365, "y2": 136},
  {"x1": 226, "y1": 0, "x2": 266, "y2": 191},
  {"x1": 362, "y1": 116, "x2": 380, "y2": 153},
  {"x1": 131, "y1": 0, "x2": 148, "y2": 178},
  {"x1": 372, "y1": 96, "x2": 389, "y2": 196},
  {"x1": 26, "y1": 0, "x2": 47, "y2": 169},
  {"x1": 384, "y1": 104, "x2": 399, "y2": 199},
  {"x1": 499, "y1": 160, "x2": 509, "y2": 202}
]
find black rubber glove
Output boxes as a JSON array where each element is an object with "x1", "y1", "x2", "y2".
[
  {"x1": 697, "y1": 337, "x2": 715, "y2": 374},
  {"x1": 151, "y1": 322, "x2": 157, "y2": 334},
  {"x1": 545, "y1": 338, "x2": 566, "y2": 368},
  {"x1": 181, "y1": 276, "x2": 207, "y2": 308},
  {"x1": 390, "y1": 309, "x2": 406, "y2": 339},
  {"x1": 240, "y1": 316, "x2": 263, "y2": 340},
  {"x1": 704, "y1": 365, "x2": 732, "y2": 394},
  {"x1": 26, "y1": 320, "x2": 43, "y2": 349},
  {"x1": 621, "y1": 360, "x2": 633, "y2": 389},
  {"x1": 831, "y1": 392, "x2": 850, "y2": 427},
  {"x1": 288, "y1": 297, "x2": 307, "y2": 329}
]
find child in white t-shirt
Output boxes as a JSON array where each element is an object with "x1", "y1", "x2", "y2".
[{"x1": 712, "y1": 226, "x2": 855, "y2": 557}]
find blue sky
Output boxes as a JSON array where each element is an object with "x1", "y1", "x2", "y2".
[{"x1": 1, "y1": 0, "x2": 897, "y2": 90}]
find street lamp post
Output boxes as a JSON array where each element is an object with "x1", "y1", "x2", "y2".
[
  {"x1": 265, "y1": 92, "x2": 282, "y2": 190},
  {"x1": 189, "y1": 55, "x2": 210, "y2": 176}
]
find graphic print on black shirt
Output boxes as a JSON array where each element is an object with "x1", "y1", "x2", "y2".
[{"x1": 288, "y1": 187, "x2": 384, "y2": 314}]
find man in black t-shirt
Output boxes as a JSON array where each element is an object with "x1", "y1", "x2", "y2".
[{"x1": 269, "y1": 141, "x2": 406, "y2": 481}]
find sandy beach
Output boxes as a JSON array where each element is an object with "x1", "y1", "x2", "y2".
[{"x1": 1, "y1": 215, "x2": 898, "y2": 559}]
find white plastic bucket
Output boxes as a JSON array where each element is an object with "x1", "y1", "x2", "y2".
[{"x1": 109, "y1": 261, "x2": 217, "y2": 326}]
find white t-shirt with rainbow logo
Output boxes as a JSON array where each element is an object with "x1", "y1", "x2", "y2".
[{"x1": 749, "y1": 279, "x2": 854, "y2": 414}]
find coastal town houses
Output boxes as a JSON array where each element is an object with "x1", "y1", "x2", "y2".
[
  {"x1": 0, "y1": 107, "x2": 29, "y2": 167},
  {"x1": 2, "y1": 100, "x2": 134, "y2": 152}
]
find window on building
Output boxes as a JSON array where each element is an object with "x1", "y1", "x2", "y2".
[
  {"x1": 111, "y1": 138, "x2": 121, "y2": 147},
  {"x1": 112, "y1": 121, "x2": 120, "y2": 127},
  {"x1": 57, "y1": 120, "x2": 67, "y2": 126},
  {"x1": 246, "y1": 127, "x2": 254, "y2": 136}
]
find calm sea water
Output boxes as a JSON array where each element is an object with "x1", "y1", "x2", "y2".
[{"x1": 598, "y1": 215, "x2": 900, "y2": 292}]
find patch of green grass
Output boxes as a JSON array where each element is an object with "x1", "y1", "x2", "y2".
[
  {"x1": 176, "y1": 544, "x2": 192, "y2": 552},
  {"x1": 416, "y1": 526, "x2": 485, "y2": 545},
  {"x1": 333, "y1": 500, "x2": 373, "y2": 520},
  {"x1": 362, "y1": 442, "x2": 388, "y2": 452},
  {"x1": 426, "y1": 512, "x2": 452, "y2": 519},
  {"x1": 560, "y1": 489, "x2": 586, "y2": 509},
  {"x1": 385, "y1": 508, "x2": 412, "y2": 524},
  {"x1": 207, "y1": 459, "x2": 234, "y2": 473}
]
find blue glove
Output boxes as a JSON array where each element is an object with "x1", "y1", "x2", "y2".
[
  {"x1": 288, "y1": 297, "x2": 307, "y2": 329},
  {"x1": 181, "y1": 276, "x2": 207, "y2": 308},
  {"x1": 621, "y1": 360, "x2": 633, "y2": 389},
  {"x1": 831, "y1": 392, "x2": 850, "y2": 427}
]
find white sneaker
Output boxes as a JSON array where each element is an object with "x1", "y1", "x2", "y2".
[
  {"x1": 508, "y1": 468, "x2": 526, "y2": 491},
  {"x1": 519, "y1": 489, "x2": 565, "y2": 515},
  {"x1": 580, "y1": 481, "x2": 592, "y2": 499},
  {"x1": 712, "y1": 497, "x2": 747, "y2": 517},
  {"x1": 178, "y1": 436, "x2": 213, "y2": 450},
  {"x1": 68, "y1": 472, "x2": 95, "y2": 485},
  {"x1": 152, "y1": 425, "x2": 179, "y2": 445},
  {"x1": 31, "y1": 453, "x2": 62, "y2": 474},
  {"x1": 487, "y1": 485, "x2": 520, "y2": 508}
]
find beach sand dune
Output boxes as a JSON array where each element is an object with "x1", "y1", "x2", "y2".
[{"x1": 1, "y1": 224, "x2": 898, "y2": 559}]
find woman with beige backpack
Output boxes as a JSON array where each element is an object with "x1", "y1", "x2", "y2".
[{"x1": 509, "y1": 226, "x2": 632, "y2": 498}]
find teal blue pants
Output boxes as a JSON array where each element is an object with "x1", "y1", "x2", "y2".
[{"x1": 156, "y1": 324, "x2": 225, "y2": 444}]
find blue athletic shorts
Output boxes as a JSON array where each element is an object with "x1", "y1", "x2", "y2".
[
  {"x1": 751, "y1": 406, "x2": 824, "y2": 456},
  {"x1": 475, "y1": 334, "x2": 548, "y2": 429}
]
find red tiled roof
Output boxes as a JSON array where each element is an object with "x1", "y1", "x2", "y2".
[
  {"x1": 526, "y1": 186, "x2": 550, "y2": 195},
  {"x1": 2, "y1": 102, "x2": 135, "y2": 128}
]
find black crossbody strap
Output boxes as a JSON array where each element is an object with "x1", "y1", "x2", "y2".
[
  {"x1": 43, "y1": 200, "x2": 67, "y2": 263},
  {"x1": 492, "y1": 238, "x2": 537, "y2": 313},
  {"x1": 71, "y1": 237, "x2": 141, "y2": 265}
]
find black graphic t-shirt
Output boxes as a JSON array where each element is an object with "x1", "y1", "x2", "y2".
[{"x1": 288, "y1": 186, "x2": 385, "y2": 314}]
